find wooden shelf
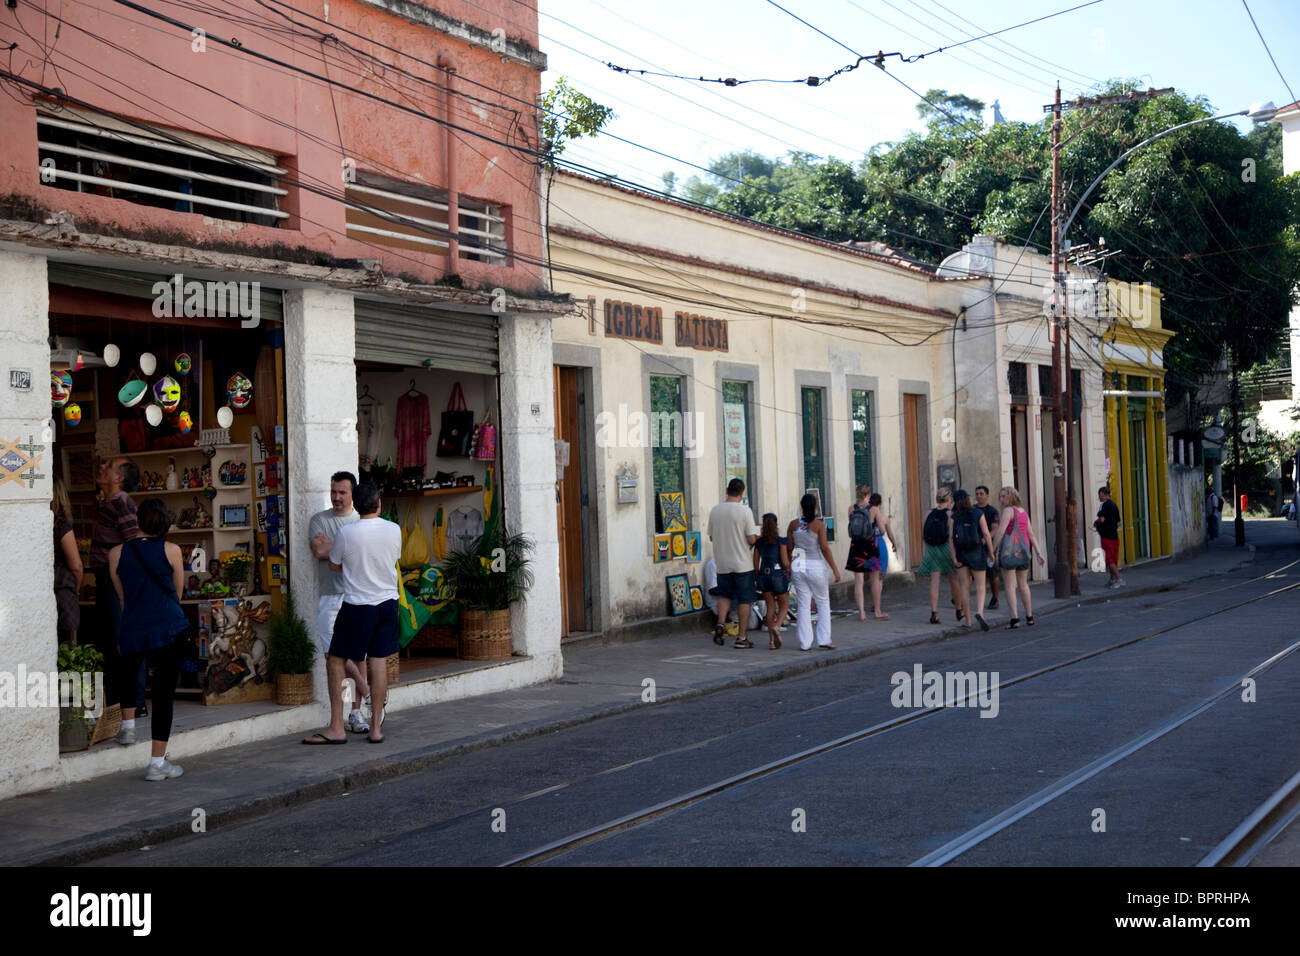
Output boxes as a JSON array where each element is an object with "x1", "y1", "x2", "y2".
[
  {"x1": 388, "y1": 486, "x2": 483, "y2": 497},
  {"x1": 130, "y1": 488, "x2": 218, "y2": 497}
]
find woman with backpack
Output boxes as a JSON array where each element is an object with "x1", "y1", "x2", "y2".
[
  {"x1": 845, "y1": 486, "x2": 876, "y2": 621},
  {"x1": 949, "y1": 489, "x2": 995, "y2": 631},
  {"x1": 916, "y1": 490, "x2": 960, "y2": 625},
  {"x1": 990, "y1": 486, "x2": 1045, "y2": 628},
  {"x1": 788, "y1": 493, "x2": 841, "y2": 650},
  {"x1": 753, "y1": 513, "x2": 791, "y2": 649}
]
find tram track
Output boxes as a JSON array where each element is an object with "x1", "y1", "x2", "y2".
[{"x1": 502, "y1": 559, "x2": 1300, "y2": 867}]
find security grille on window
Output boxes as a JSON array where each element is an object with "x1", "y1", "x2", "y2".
[
  {"x1": 1008, "y1": 362, "x2": 1028, "y2": 405},
  {"x1": 345, "y1": 172, "x2": 507, "y2": 262},
  {"x1": 36, "y1": 106, "x2": 286, "y2": 227}
]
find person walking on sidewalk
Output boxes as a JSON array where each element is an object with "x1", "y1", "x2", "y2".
[
  {"x1": 1205, "y1": 480, "x2": 1223, "y2": 542},
  {"x1": 975, "y1": 486, "x2": 1001, "y2": 610},
  {"x1": 846, "y1": 485, "x2": 878, "y2": 621},
  {"x1": 1095, "y1": 486, "x2": 1123, "y2": 588},
  {"x1": 917, "y1": 490, "x2": 960, "y2": 625},
  {"x1": 753, "y1": 513, "x2": 791, "y2": 649},
  {"x1": 950, "y1": 489, "x2": 995, "y2": 631},
  {"x1": 89, "y1": 456, "x2": 140, "y2": 710},
  {"x1": 107, "y1": 499, "x2": 188, "y2": 780},
  {"x1": 990, "y1": 487, "x2": 1045, "y2": 628},
  {"x1": 309, "y1": 471, "x2": 372, "y2": 733},
  {"x1": 850, "y1": 492, "x2": 898, "y2": 620},
  {"x1": 707, "y1": 478, "x2": 759, "y2": 648},
  {"x1": 788, "y1": 493, "x2": 840, "y2": 650},
  {"x1": 304, "y1": 482, "x2": 401, "y2": 745}
]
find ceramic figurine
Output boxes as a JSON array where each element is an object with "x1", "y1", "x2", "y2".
[{"x1": 166, "y1": 457, "x2": 179, "y2": 491}]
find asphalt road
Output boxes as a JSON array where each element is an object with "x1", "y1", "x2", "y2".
[{"x1": 91, "y1": 524, "x2": 1300, "y2": 867}]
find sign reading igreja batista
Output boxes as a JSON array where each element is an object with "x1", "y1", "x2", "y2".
[{"x1": 603, "y1": 298, "x2": 728, "y2": 352}]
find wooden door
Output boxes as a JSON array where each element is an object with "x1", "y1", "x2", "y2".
[
  {"x1": 903, "y1": 394, "x2": 923, "y2": 567},
  {"x1": 553, "y1": 366, "x2": 586, "y2": 634}
]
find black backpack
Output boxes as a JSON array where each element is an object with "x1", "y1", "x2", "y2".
[
  {"x1": 952, "y1": 509, "x2": 981, "y2": 552},
  {"x1": 848, "y1": 505, "x2": 872, "y2": 542},
  {"x1": 923, "y1": 508, "x2": 948, "y2": 546}
]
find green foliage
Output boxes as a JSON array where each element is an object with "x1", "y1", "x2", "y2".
[
  {"x1": 57, "y1": 642, "x2": 104, "y2": 674},
  {"x1": 539, "y1": 76, "x2": 615, "y2": 164},
  {"x1": 266, "y1": 591, "x2": 315, "y2": 677},
  {"x1": 915, "y1": 89, "x2": 986, "y2": 129},
  {"x1": 441, "y1": 528, "x2": 535, "y2": 611}
]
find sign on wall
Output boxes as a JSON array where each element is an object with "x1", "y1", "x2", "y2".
[
  {"x1": 604, "y1": 299, "x2": 664, "y2": 344},
  {"x1": 674, "y1": 311, "x2": 728, "y2": 352}
]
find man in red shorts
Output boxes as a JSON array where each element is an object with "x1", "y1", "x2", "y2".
[{"x1": 1095, "y1": 486, "x2": 1123, "y2": 589}]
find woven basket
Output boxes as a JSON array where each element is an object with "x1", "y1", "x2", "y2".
[
  {"x1": 385, "y1": 653, "x2": 400, "y2": 685},
  {"x1": 88, "y1": 703, "x2": 122, "y2": 747},
  {"x1": 410, "y1": 622, "x2": 459, "y2": 650},
  {"x1": 460, "y1": 608, "x2": 513, "y2": 660},
  {"x1": 275, "y1": 673, "x2": 313, "y2": 706}
]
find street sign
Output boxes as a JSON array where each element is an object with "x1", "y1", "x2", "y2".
[{"x1": 1203, "y1": 425, "x2": 1226, "y2": 442}]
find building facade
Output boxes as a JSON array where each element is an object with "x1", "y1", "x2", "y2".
[{"x1": 0, "y1": 0, "x2": 565, "y2": 799}]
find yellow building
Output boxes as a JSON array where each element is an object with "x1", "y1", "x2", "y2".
[{"x1": 1101, "y1": 280, "x2": 1175, "y2": 564}]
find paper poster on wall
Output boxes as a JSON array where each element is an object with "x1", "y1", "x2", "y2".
[
  {"x1": 254, "y1": 463, "x2": 267, "y2": 498},
  {"x1": 723, "y1": 400, "x2": 748, "y2": 490},
  {"x1": 250, "y1": 426, "x2": 267, "y2": 463},
  {"x1": 265, "y1": 456, "x2": 279, "y2": 490},
  {"x1": 256, "y1": 499, "x2": 267, "y2": 533},
  {"x1": 265, "y1": 494, "x2": 281, "y2": 556}
]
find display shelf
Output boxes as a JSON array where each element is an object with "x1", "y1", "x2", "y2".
[
  {"x1": 387, "y1": 486, "x2": 483, "y2": 497},
  {"x1": 128, "y1": 487, "x2": 238, "y2": 497},
  {"x1": 215, "y1": 524, "x2": 253, "y2": 532}
]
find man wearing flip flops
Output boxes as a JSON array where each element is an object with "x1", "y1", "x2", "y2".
[
  {"x1": 303, "y1": 482, "x2": 400, "y2": 746},
  {"x1": 706, "y1": 478, "x2": 759, "y2": 648}
]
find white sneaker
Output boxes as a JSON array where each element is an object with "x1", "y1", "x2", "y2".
[
  {"x1": 144, "y1": 758, "x2": 183, "y2": 781},
  {"x1": 115, "y1": 726, "x2": 136, "y2": 746},
  {"x1": 361, "y1": 695, "x2": 386, "y2": 728},
  {"x1": 344, "y1": 710, "x2": 370, "y2": 734}
]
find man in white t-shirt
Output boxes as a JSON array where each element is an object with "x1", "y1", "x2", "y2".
[
  {"x1": 303, "y1": 482, "x2": 401, "y2": 745},
  {"x1": 706, "y1": 478, "x2": 758, "y2": 648},
  {"x1": 308, "y1": 471, "x2": 369, "y2": 732}
]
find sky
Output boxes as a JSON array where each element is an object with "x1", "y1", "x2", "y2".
[{"x1": 532, "y1": 0, "x2": 1300, "y2": 193}]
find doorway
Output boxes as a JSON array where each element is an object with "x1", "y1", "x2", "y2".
[
  {"x1": 553, "y1": 366, "x2": 590, "y2": 634},
  {"x1": 903, "y1": 393, "x2": 925, "y2": 567}
]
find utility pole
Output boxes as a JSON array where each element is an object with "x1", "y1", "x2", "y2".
[
  {"x1": 1049, "y1": 85, "x2": 1070, "y2": 598},
  {"x1": 1231, "y1": 352, "x2": 1245, "y2": 546}
]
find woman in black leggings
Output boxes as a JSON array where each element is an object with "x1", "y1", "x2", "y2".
[{"x1": 108, "y1": 498, "x2": 188, "y2": 781}]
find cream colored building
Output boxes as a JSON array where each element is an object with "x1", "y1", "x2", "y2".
[{"x1": 545, "y1": 172, "x2": 974, "y2": 637}]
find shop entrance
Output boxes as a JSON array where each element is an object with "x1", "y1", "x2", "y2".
[
  {"x1": 554, "y1": 365, "x2": 591, "y2": 635},
  {"x1": 902, "y1": 393, "x2": 925, "y2": 567}
]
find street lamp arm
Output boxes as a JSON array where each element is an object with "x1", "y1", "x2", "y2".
[{"x1": 1060, "y1": 110, "x2": 1247, "y2": 239}]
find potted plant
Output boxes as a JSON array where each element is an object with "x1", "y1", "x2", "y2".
[
  {"x1": 266, "y1": 591, "x2": 315, "y2": 705},
  {"x1": 221, "y1": 551, "x2": 252, "y2": 593},
  {"x1": 442, "y1": 527, "x2": 534, "y2": 660},
  {"x1": 56, "y1": 642, "x2": 106, "y2": 752}
]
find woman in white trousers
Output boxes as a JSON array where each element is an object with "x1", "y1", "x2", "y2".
[{"x1": 787, "y1": 493, "x2": 841, "y2": 650}]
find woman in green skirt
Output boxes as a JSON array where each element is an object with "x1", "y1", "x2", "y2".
[{"x1": 916, "y1": 490, "x2": 961, "y2": 624}]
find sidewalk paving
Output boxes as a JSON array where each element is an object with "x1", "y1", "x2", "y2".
[{"x1": 1, "y1": 533, "x2": 1256, "y2": 866}]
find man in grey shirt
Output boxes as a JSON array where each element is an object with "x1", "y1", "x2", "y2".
[
  {"x1": 706, "y1": 478, "x2": 758, "y2": 648},
  {"x1": 309, "y1": 471, "x2": 369, "y2": 733}
]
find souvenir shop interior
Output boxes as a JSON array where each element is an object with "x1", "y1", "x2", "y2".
[
  {"x1": 49, "y1": 274, "x2": 289, "y2": 742},
  {"x1": 353, "y1": 362, "x2": 502, "y2": 679}
]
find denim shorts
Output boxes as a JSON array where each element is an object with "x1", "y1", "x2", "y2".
[{"x1": 715, "y1": 570, "x2": 757, "y2": 604}]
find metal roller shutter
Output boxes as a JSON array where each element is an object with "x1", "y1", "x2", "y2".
[
  {"x1": 47, "y1": 263, "x2": 284, "y2": 323},
  {"x1": 354, "y1": 300, "x2": 499, "y2": 374}
]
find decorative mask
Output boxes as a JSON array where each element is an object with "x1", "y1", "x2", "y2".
[
  {"x1": 50, "y1": 370, "x2": 73, "y2": 408},
  {"x1": 177, "y1": 410, "x2": 194, "y2": 434},
  {"x1": 139, "y1": 352, "x2": 157, "y2": 376},
  {"x1": 216, "y1": 406, "x2": 234, "y2": 429},
  {"x1": 226, "y1": 372, "x2": 252, "y2": 410},
  {"x1": 174, "y1": 353, "x2": 192, "y2": 375},
  {"x1": 103, "y1": 343, "x2": 121, "y2": 368},
  {"x1": 63, "y1": 403, "x2": 83, "y2": 427},
  {"x1": 145, "y1": 404, "x2": 164, "y2": 427},
  {"x1": 154, "y1": 375, "x2": 181, "y2": 412},
  {"x1": 118, "y1": 379, "x2": 147, "y2": 408}
]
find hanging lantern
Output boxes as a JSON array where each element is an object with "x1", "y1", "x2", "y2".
[
  {"x1": 63, "y1": 403, "x2": 83, "y2": 427},
  {"x1": 103, "y1": 343, "x2": 121, "y2": 368},
  {"x1": 139, "y1": 352, "x2": 157, "y2": 376},
  {"x1": 226, "y1": 372, "x2": 253, "y2": 410},
  {"x1": 174, "y1": 353, "x2": 192, "y2": 375},
  {"x1": 216, "y1": 406, "x2": 234, "y2": 429},
  {"x1": 145, "y1": 404, "x2": 164, "y2": 427},
  {"x1": 50, "y1": 370, "x2": 73, "y2": 408},
  {"x1": 154, "y1": 375, "x2": 181, "y2": 413}
]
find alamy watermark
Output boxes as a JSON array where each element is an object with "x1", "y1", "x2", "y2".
[
  {"x1": 890, "y1": 663, "x2": 999, "y2": 718},
  {"x1": 152, "y1": 273, "x2": 261, "y2": 328},
  {"x1": 594, "y1": 404, "x2": 704, "y2": 459},
  {"x1": 0, "y1": 666, "x2": 104, "y2": 718}
]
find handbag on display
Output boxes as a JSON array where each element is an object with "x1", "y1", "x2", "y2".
[
  {"x1": 400, "y1": 502, "x2": 430, "y2": 570},
  {"x1": 436, "y1": 383, "x2": 475, "y2": 457},
  {"x1": 472, "y1": 406, "x2": 497, "y2": 461},
  {"x1": 998, "y1": 509, "x2": 1031, "y2": 569}
]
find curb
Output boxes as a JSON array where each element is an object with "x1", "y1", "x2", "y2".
[{"x1": 18, "y1": 550, "x2": 1257, "y2": 866}]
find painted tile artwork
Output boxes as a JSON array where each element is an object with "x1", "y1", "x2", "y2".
[
  {"x1": 658, "y1": 492, "x2": 687, "y2": 532},
  {"x1": 686, "y1": 530, "x2": 702, "y2": 562},
  {"x1": 666, "y1": 573, "x2": 691, "y2": 615}
]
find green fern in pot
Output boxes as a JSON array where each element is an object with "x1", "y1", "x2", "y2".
[{"x1": 441, "y1": 529, "x2": 535, "y2": 611}]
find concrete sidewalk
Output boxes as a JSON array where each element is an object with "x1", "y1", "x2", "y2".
[{"x1": 0, "y1": 533, "x2": 1257, "y2": 866}]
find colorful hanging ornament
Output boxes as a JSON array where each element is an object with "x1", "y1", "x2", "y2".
[
  {"x1": 50, "y1": 370, "x2": 73, "y2": 408},
  {"x1": 103, "y1": 343, "x2": 121, "y2": 368},
  {"x1": 173, "y1": 353, "x2": 192, "y2": 375},
  {"x1": 177, "y1": 410, "x2": 193, "y2": 434},
  {"x1": 118, "y1": 378, "x2": 147, "y2": 407},
  {"x1": 153, "y1": 375, "x2": 181, "y2": 412},
  {"x1": 139, "y1": 352, "x2": 157, "y2": 376},
  {"x1": 63, "y1": 403, "x2": 83, "y2": 427},
  {"x1": 226, "y1": 372, "x2": 253, "y2": 410}
]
